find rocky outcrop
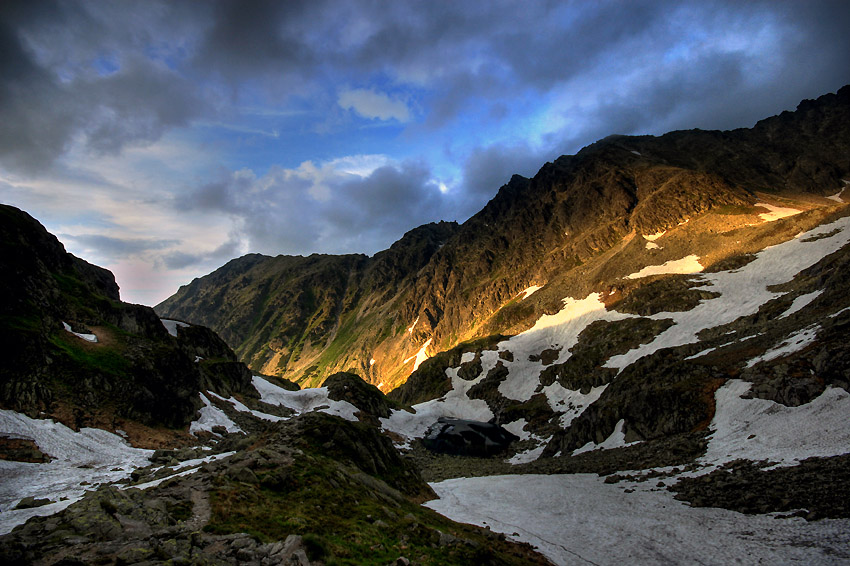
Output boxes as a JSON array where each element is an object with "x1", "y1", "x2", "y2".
[
  {"x1": 423, "y1": 417, "x2": 519, "y2": 457},
  {"x1": 0, "y1": 204, "x2": 255, "y2": 431},
  {"x1": 324, "y1": 371, "x2": 399, "y2": 420},
  {"x1": 0, "y1": 412, "x2": 550, "y2": 565}
]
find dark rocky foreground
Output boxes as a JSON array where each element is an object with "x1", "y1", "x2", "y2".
[
  {"x1": 670, "y1": 454, "x2": 850, "y2": 520},
  {"x1": 0, "y1": 413, "x2": 551, "y2": 566}
]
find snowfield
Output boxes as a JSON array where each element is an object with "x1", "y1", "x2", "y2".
[
  {"x1": 425, "y1": 473, "x2": 850, "y2": 565},
  {"x1": 701, "y1": 380, "x2": 850, "y2": 468},
  {"x1": 0, "y1": 410, "x2": 153, "y2": 535}
]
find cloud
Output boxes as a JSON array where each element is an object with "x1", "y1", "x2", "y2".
[
  {"x1": 64, "y1": 234, "x2": 178, "y2": 259},
  {"x1": 175, "y1": 155, "x2": 459, "y2": 257},
  {"x1": 338, "y1": 88, "x2": 411, "y2": 122}
]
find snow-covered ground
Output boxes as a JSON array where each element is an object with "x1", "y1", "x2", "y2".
[
  {"x1": 190, "y1": 392, "x2": 242, "y2": 435},
  {"x1": 251, "y1": 375, "x2": 359, "y2": 421},
  {"x1": 701, "y1": 380, "x2": 850, "y2": 468},
  {"x1": 425, "y1": 473, "x2": 850, "y2": 565},
  {"x1": 606, "y1": 214, "x2": 850, "y2": 371},
  {"x1": 0, "y1": 410, "x2": 153, "y2": 535}
]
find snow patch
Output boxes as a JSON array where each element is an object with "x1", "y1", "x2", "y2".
[
  {"x1": 498, "y1": 294, "x2": 634, "y2": 402},
  {"x1": 756, "y1": 202, "x2": 802, "y2": 222},
  {"x1": 645, "y1": 241, "x2": 661, "y2": 250},
  {"x1": 160, "y1": 319, "x2": 189, "y2": 337},
  {"x1": 407, "y1": 316, "x2": 419, "y2": 334},
  {"x1": 702, "y1": 380, "x2": 850, "y2": 467},
  {"x1": 62, "y1": 321, "x2": 97, "y2": 343},
  {"x1": 643, "y1": 230, "x2": 666, "y2": 241},
  {"x1": 507, "y1": 444, "x2": 546, "y2": 465},
  {"x1": 0, "y1": 410, "x2": 153, "y2": 534},
  {"x1": 410, "y1": 338, "x2": 432, "y2": 372},
  {"x1": 746, "y1": 325, "x2": 819, "y2": 368},
  {"x1": 190, "y1": 393, "x2": 242, "y2": 435},
  {"x1": 572, "y1": 419, "x2": 640, "y2": 455},
  {"x1": 625, "y1": 254, "x2": 703, "y2": 279},
  {"x1": 779, "y1": 290, "x2": 823, "y2": 318},
  {"x1": 251, "y1": 376, "x2": 359, "y2": 422},
  {"x1": 517, "y1": 285, "x2": 542, "y2": 300},
  {"x1": 541, "y1": 382, "x2": 607, "y2": 427},
  {"x1": 826, "y1": 187, "x2": 845, "y2": 202},
  {"x1": 460, "y1": 351, "x2": 476, "y2": 364}
]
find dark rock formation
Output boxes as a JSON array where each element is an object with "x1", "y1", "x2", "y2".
[
  {"x1": 0, "y1": 204, "x2": 255, "y2": 431},
  {"x1": 423, "y1": 417, "x2": 519, "y2": 457}
]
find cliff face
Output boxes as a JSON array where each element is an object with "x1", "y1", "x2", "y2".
[
  {"x1": 157, "y1": 86, "x2": 850, "y2": 392},
  {"x1": 0, "y1": 204, "x2": 254, "y2": 437}
]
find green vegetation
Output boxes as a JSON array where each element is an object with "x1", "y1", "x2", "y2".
[
  {"x1": 206, "y1": 441, "x2": 541, "y2": 565},
  {"x1": 48, "y1": 328, "x2": 131, "y2": 380}
]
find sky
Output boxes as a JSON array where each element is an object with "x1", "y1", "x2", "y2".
[{"x1": 1, "y1": 0, "x2": 848, "y2": 306}]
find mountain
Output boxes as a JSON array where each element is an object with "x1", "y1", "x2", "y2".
[
  {"x1": 0, "y1": 204, "x2": 256, "y2": 446},
  {"x1": 157, "y1": 86, "x2": 850, "y2": 394},
  {"x1": 3, "y1": 86, "x2": 850, "y2": 565}
]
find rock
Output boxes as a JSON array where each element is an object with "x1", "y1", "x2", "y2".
[
  {"x1": 14, "y1": 496, "x2": 51, "y2": 510},
  {"x1": 422, "y1": 417, "x2": 519, "y2": 456}
]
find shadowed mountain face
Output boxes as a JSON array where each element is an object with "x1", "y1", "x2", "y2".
[
  {"x1": 0, "y1": 205, "x2": 254, "y2": 441},
  {"x1": 156, "y1": 86, "x2": 850, "y2": 393}
]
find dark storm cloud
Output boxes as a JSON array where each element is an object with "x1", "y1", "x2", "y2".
[
  {"x1": 0, "y1": 0, "x2": 205, "y2": 174},
  {"x1": 3, "y1": 0, "x2": 850, "y2": 286},
  {"x1": 176, "y1": 159, "x2": 458, "y2": 258}
]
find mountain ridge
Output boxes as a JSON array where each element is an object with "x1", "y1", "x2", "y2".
[{"x1": 157, "y1": 85, "x2": 850, "y2": 392}]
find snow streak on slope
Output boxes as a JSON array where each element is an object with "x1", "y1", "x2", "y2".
[
  {"x1": 701, "y1": 380, "x2": 850, "y2": 468},
  {"x1": 779, "y1": 290, "x2": 824, "y2": 318},
  {"x1": 625, "y1": 254, "x2": 703, "y2": 279},
  {"x1": 0, "y1": 410, "x2": 153, "y2": 534},
  {"x1": 745, "y1": 325, "x2": 820, "y2": 368},
  {"x1": 426, "y1": 474, "x2": 850, "y2": 566},
  {"x1": 206, "y1": 390, "x2": 286, "y2": 422},
  {"x1": 606, "y1": 215, "x2": 850, "y2": 371},
  {"x1": 62, "y1": 321, "x2": 97, "y2": 342},
  {"x1": 517, "y1": 285, "x2": 542, "y2": 300}
]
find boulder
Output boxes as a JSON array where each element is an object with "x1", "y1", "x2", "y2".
[{"x1": 422, "y1": 417, "x2": 519, "y2": 456}]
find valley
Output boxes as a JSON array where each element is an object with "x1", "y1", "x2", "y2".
[{"x1": 2, "y1": 86, "x2": 850, "y2": 565}]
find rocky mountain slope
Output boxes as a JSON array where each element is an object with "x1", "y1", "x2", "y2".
[{"x1": 156, "y1": 86, "x2": 850, "y2": 394}]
